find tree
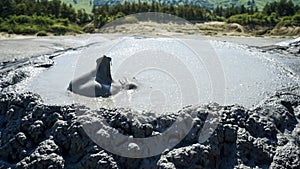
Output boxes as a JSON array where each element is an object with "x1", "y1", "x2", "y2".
[
  {"x1": 0, "y1": 0, "x2": 16, "y2": 18},
  {"x1": 48, "y1": 0, "x2": 61, "y2": 18},
  {"x1": 240, "y1": 5, "x2": 246, "y2": 14},
  {"x1": 15, "y1": 3, "x2": 27, "y2": 15},
  {"x1": 264, "y1": 0, "x2": 296, "y2": 17},
  {"x1": 77, "y1": 9, "x2": 90, "y2": 25},
  {"x1": 215, "y1": 6, "x2": 221, "y2": 16}
]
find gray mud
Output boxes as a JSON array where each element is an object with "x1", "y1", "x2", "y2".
[
  {"x1": 12, "y1": 36, "x2": 300, "y2": 110},
  {"x1": 0, "y1": 36, "x2": 300, "y2": 169},
  {"x1": 0, "y1": 35, "x2": 103, "y2": 62},
  {"x1": 259, "y1": 38, "x2": 300, "y2": 57},
  {"x1": 0, "y1": 81, "x2": 300, "y2": 168},
  {"x1": 256, "y1": 38, "x2": 300, "y2": 75}
]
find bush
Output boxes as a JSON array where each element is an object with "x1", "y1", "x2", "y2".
[
  {"x1": 12, "y1": 25, "x2": 39, "y2": 34},
  {"x1": 22, "y1": 26, "x2": 39, "y2": 34},
  {"x1": 11, "y1": 15, "x2": 32, "y2": 24},
  {"x1": 50, "y1": 24, "x2": 69, "y2": 35},
  {"x1": 228, "y1": 12, "x2": 278, "y2": 26},
  {"x1": 267, "y1": 12, "x2": 279, "y2": 25},
  {"x1": 292, "y1": 14, "x2": 300, "y2": 25},
  {"x1": 0, "y1": 22, "x2": 10, "y2": 32},
  {"x1": 211, "y1": 16, "x2": 226, "y2": 22},
  {"x1": 228, "y1": 14, "x2": 250, "y2": 25},
  {"x1": 7, "y1": 29, "x2": 13, "y2": 34},
  {"x1": 33, "y1": 16, "x2": 54, "y2": 26},
  {"x1": 280, "y1": 16, "x2": 293, "y2": 26},
  {"x1": 57, "y1": 18, "x2": 70, "y2": 26},
  {"x1": 67, "y1": 24, "x2": 82, "y2": 34},
  {"x1": 36, "y1": 31, "x2": 48, "y2": 36},
  {"x1": 82, "y1": 23, "x2": 95, "y2": 33}
]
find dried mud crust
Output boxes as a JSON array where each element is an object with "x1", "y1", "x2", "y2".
[{"x1": 0, "y1": 87, "x2": 299, "y2": 168}]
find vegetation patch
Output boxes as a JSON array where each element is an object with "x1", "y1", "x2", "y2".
[
  {"x1": 0, "y1": 0, "x2": 299, "y2": 36},
  {"x1": 36, "y1": 31, "x2": 48, "y2": 36},
  {"x1": 0, "y1": 0, "x2": 91, "y2": 35}
]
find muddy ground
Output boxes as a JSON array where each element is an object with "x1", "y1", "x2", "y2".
[{"x1": 0, "y1": 35, "x2": 300, "y2": 169}]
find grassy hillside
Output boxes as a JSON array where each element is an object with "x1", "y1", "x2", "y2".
[
  {"x1": 62, "y1": 0, "x2": 93, "y2": 13},
  {"x1": 210, "y1": 0, "x2": 300, "y2": 10},
  {"x1": 62, "y1": 0, "x2": 300, "y2": 13}
]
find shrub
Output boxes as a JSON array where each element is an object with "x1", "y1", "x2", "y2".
[
  {"x1": 50, "y1": 24, "x2": 69, "y2": 35},
  {"x1": 57, "y1": 18, "x2": 70, "y2": 26},
  {"x1": 228, "y1": 14, "x2": 250, "y2": 25},
  {"x1": 36, "y1": 31, "x2": 48, "y2": 36},
  {"x1": 280, "y1": 16, "x2": 293, "y2": 26},
  {"x1": 267, "y1": 13, "x2": 279, "y2": 25},
  {"x1": 22, "y1": 26, "x2": 39, "y2": 34},
  {"x1": 12, "y1": 25, "x2": 39, "y2": 34},
  {"x1": 12, "y1": 15, "x2": 32, "y2": 24},
  {"x1": 0, "y1": 22, "x2": 10, "y2": 32},
  {"x1": 292, "y1": 14, "x2": 300, "y2": 25},
  {"x1": 82, "y1": 23, "x2": 95, "y2": 33},
  {"x1": 33, "y1": 16, "x2": 54, "y2": 26},
  {"x1": 228, "y1": 12, "x2": 276, "y2": 26},
  {"x1": 67, "y1": 24, "x2": 82, "y2": 33},
  {"x1": 211, "y1": 16, "x2": 226, "y2": 22},
  {"x1": 7, "y1": 29, "x2": 13, "y2": 34}
]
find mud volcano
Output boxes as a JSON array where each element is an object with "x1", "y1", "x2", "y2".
[{"x1": 0, "y1": 35, "x2": 300, "y2": 169}]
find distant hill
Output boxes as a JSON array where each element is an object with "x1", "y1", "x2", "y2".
[
  {"x1": 62, "y1": 0, "x2": 300, "y2": 13},
  {"x1": 61, "y1": 0, "x2": 94, "y2": 13}
]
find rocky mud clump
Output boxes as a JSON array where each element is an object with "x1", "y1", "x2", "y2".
[
  {"x1": 259, "y1": 39, "x2": 300, "y2": 57},
  {"x1": 0, "y1": 64, "x2": 300, "y2": 169}
]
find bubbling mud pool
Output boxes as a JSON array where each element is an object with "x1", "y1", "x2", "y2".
[{"x1": 16, "y1": 36, "x2": 299, "y2": 112}]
